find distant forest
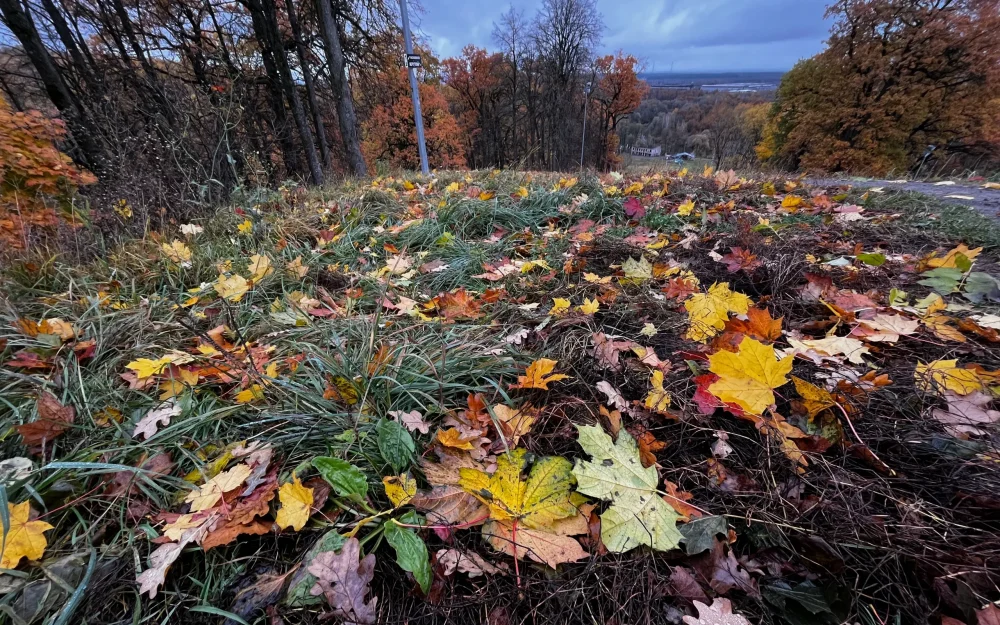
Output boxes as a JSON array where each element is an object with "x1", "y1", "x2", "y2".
[{"x1": 618, "y1": 86, "x2": 773, "y2": 169}]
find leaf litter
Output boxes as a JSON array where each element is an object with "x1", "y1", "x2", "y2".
[{"x1": 1, "y1": 170, "x2": 1000, "y2": 624}]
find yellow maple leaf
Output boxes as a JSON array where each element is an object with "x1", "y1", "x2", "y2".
[
  {"x1": 248, "y1": 254, "x2": 273, "y2": 282},
  {"x1": 644, "y1": 370, "x2": 671, "y2": 413},
  {"x1": 125, "y1": 351, "x2": 192, "y2": 379},
  {"x1": 520, "y1": 259, "x2": 552, "y2": 273},
  {"x1": 915, "y1": 359, "x2": 984, "y2": 395},
  {"x1": 512, "y1": 358, "x2": 571, "y2": 390},
  {"x1": 286, "y1": 256, "x2": 309, "y2": 279},
  {"x1": 237, "y1": 219, "x2": 253, "y2": 234},
  {"x1": 684, "y1": 282, "x2": 753, "y2": 342},
  {"x1": 184, "y1": 463, "x2": 252, "y2": 512},
  {"x1": 516, "y1": 186, "x2": 529, "y2": 198},
  {"x1": 437, "y1": 427, "x2": 477, "y2": 450},
  {"x1": 781, "y1": 195, "x2": 802, "y2": 209},
  {"x1": 677, "y1": 199, "x2": 695, "y2": 216},
  {"x1": 275, "y1": 475, "x2": 314, "y2": 531},
  {"x1": 215, "y1": 274, "x2": 249, "y2": 301},
  {"x1": 0, "y1": 502, "x2": 54, "y2": 569},
  {"x1": 792, "y1": 376, "x2": 836, "y2": 417},
  {"x1": 577, "y1": 298, "x2": 599, "y2": 314},
  {"x1": 583, "y1": 273, "x2": 613, "y2": 285},
  {"x1": 924, "y1": 244, "x2": 982, "y2": 270},
  {"x1": 479, "y1": 190, "x2": 496, "y2": 201},
  {"x1": 402, "y1": 179, "x2": 416, "y2": 191},
  {"x1": 708, "y1": 337, "x2": 793, "y2": 414},
  {"x1": 459, "y1": 449, "x2": 577, "y2": 530},
  {"x1": 550, "y1": 298, "x2": 571, "y2": 316},
  {"x1": 235, "y1": 384, "x2": 264, "y2": 403},
  {"x1": 492, "y1": 404, "x2": 538, "y2": 443},
  {"x1": 383, "y1": 474, "x2": 417, "y2": 507},
  {"x1": 38, "y1": 318, "x2": 77, "y2": 341},
  {"x1": 623, "y1": 181, "x2": 644, "y2": 195},
  {"x1": 444, "y1": 181, "x2": 461, "y2": 193},
  {"x1": 161, "y1": 240, "x2": 192, "y2": 264}
]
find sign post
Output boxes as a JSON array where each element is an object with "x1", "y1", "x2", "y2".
[{"x1": 398, "y1": 0, "x2": 430, "y2": 175}]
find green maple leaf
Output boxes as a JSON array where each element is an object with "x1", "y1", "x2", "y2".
[{"x1": 572, "y1": 425, "x2": 682, "y2": 553}]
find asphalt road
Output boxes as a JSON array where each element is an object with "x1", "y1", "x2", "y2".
[{"x1": 808, "y1": 178, "x2": 1000, "y2": 221}]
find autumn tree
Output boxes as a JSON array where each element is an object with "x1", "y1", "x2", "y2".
[
  {"x1": 361, "y1": 61, "x2": 466, "y2": 171},
  {"x1": 0, "y1": 98, "x2": 95, "y2": 247},
  {"x1": 591, "y1": 52, "x2": 647, "y2": 169},
  {"x1": 762, "y1": 0, "x2": 1000, "y2": 174}
]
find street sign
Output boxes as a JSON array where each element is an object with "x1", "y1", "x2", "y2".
[{"x1": 406, "y1": 54, "x2": 421, "y2": 69}]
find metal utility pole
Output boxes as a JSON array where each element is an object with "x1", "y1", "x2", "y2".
[
  {"x1": 398, "y1": 0, "x2": 429, "y2": 175},
  {"x1": 580, "y1": 81, "x2": 592, "y2": 169}
]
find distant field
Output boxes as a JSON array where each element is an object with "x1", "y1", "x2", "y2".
[{"x1": 639, "y1": 71, "x2": 784, "y2": 93}]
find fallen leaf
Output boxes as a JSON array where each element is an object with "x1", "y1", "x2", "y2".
[
  {"x1": 388, "y1": 410, "x2": 430, "y2": 434},
  {"x1": 915, "y1": 360, "x2": 984, "y2": 395},
  {"x1": 510, "y1": 358, "x2": 570, "y2": 390},
  {"x1": 17, "y1": 393, "x2": 75, "y2": 450},
  {"x1": 596, "y1": 380, "x2": 630, "y2": 413},
  {"x1": 573, "y1": 425, "x2": 682, "y2": 552},
  {"x1": 436, "y1": 548, "x2": 507, "y2": 577},
  {"x1": 644, "y1": 370, "x2": 672, "y2": 413},
  {"x1": 932, "y1": 391, "x2": 1000, "y2": 437},
  {"x1": 437, "y1": 427, "x2": 478, "y2": 450},
  {"x1": 411, "y1": 485, "x2": 488, "y2": 527},
  {"x1": 792, "y1": 377, "x2": 836, "y2": 418},
  {"x1": 383, "y1": 474, "x2": 417, "y2": 507},
  {"x1": 482, "y1": 519, "x2": 587, "y2": 568},
  {"x1": 725, "y1": 307, "x2": 783, "y2": 342},
  {"x1": 685, "y1": 283, "x2": 753, "y2": 342},
  {"x1": 492, "y1": 403, "x2": 538, "y2": 444},
  {"x1": 784, "y1": 335, "x2": 870, "y2": 365},
  {"x1": 215, "y1": 274, "x2": 250, "y2": 301},
  {"x1": 682, "y1": 598, "x2": 752, "y2": 625},
  {"x1": 133, "y1": 400, "x2": 181, "y2": 440},
  {"x1": 709, "y1": 337, "x2": 793, "y2": 415},
  {"x1": 0, "y1": 502, "x2": 54, "y2": 569},
  {"x1": 185, "y1": 463, "x2": 252, "y2": 512},
  {"x1": 621, "y1": 256, "x2": 653, "y2": 283},
  {"x1": 276, "y1": 475, "x2": 314, "y2": 530},
  {"x1": 308, "y1": 537, "x2": 378, "y2": 625},
  {"x1": 592, "y1": 333, "x2": 638, "y2": 371}
]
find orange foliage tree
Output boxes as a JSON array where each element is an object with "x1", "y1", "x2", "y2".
[
  {"x1": 762, "y1": 0, "x2": 1000, "y2": 175},
  {"x1": 360, "y1": 60, "x2": 466, "y2": 171},
  {"x1": 440, "y1": 46, "x2": 506, "y2": 169},
  {"x1": 0, "y1": 99, "x2": 95, "y2": 248},
  {"x1": 592, "y1": 52, "x2": 648, "y2": 170}
]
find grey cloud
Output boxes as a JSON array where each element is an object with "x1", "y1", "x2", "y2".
[{"x1": 415, "y1": 0, "x2": 832, "y2": 71}]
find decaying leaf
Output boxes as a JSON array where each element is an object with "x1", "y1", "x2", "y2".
[
  {"x1": 916, "y1": 359, "x2": 985, "y2": 395},
  {"x1": 573, "y1": 425, "x2": 682, "y2": 552},
  {"x1": 383, "y1": 473, "x2": 417, "y2": 507},
  {"x1": 185, "y1": 463, "x2": 252, "y2": 512},
  {"x1": 17, "y1": 393, "x2": 75, "y2": 451},
  {"x1": 682, "y1": 598, "x2": 752, "y2": 625},
  {"x1": 133, "y1": 400, "x2": 181, "y2": 440},
  {"x1": 308, "y1": 537, "x2": 378, "y2": 625},
  {"x1": 388, "y1": 410, "x2": 430, "y2": 434},
  {"x1": 644, "y1": 370, "x2": 672, "y2": 413},
  {"x1": 437, "y1": 548, "x2": 508, "y2": 577},
  {"x1": 932, "y1": 391, "x2": 1000, "y2": 437}
]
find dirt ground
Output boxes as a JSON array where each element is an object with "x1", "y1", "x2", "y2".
[{"x1": 808, "y1": 177, "x2": 1000, "y2": 221}]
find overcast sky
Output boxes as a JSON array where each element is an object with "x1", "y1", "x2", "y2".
[{"x1": 413, "y1": 0, "x2": 833, "y2": 72}]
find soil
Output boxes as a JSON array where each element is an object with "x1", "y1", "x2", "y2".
[{"x1": 808, "y1": 177, "x2": 1000, "y2": 221}]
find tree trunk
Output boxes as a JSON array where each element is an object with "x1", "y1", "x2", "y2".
[
  {"x1": 242, "y1": 0, "x2": 302, "y2": 177},
  {"x1": 286, "y1": 0, "x2": 332, "y2": 171},
  {"x1": 316, "y1": 0, "x2": 367, "y2": 176},
  {"x1": 258, "y1": 0, "x2": 323, "y2": 185},
  {"x1": 0, "y1": 0, "x2": 107, "y2": 174}
]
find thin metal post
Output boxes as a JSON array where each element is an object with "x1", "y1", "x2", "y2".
[
  {"x1": 580, "y1": 81, "x2": 591, "y2": 169},
  {"x1": 398, "y1": 0, "x2": 429, "y2": 175}
]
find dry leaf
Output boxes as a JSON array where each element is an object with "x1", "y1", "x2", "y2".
[
  {"x1": 510, "y1": 358, "x2": 571, "y2": 390},
  {"x1": 276, "y1": 475, "x2": 314, "y2": 530},
  {"x1": 0, "y1": 502, "x2": 54, "y2": 569},
  {"x1": 308, "y1": 537, "x2": 378, "y2": 625},
  {"x1": 709, "y1": 337, "x2": 793, "y2": 415},
  {"x1": 682, "y1": 598, "x2": 752, "y2": 625},
  {"x1": 133, "y1": 400, "x2": 181, "y2": 440},
  {"x1": 436, "y1": 548, "x2": 507, "y2": 577}
]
